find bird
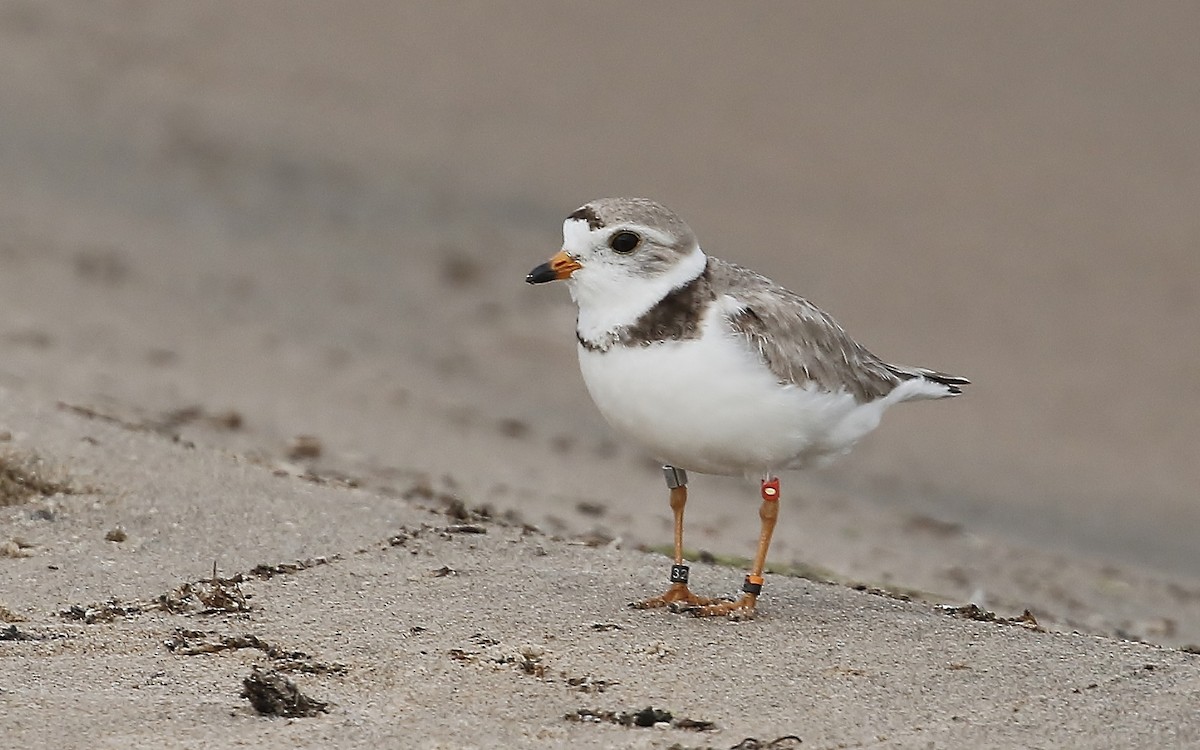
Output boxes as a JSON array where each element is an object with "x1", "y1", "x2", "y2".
[{"x1": 526, "y1": 197, "x2": 968, "y2": 618}]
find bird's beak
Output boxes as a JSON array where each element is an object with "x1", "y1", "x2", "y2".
[{"x1": 526, "y1": 249, "x2": 582, "y2": 284}]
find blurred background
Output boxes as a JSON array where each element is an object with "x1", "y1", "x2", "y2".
[{"x1": 0, "y1": 2, "x2": 1196, "y2": 597}]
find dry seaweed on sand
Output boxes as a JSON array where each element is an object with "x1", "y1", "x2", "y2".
[
  {"x1": 61, "y1": 557, "x2": 340, "y2": 624},
  {"x1": 248, "y1": 555, "x2": 339, "y2": 579},
  {"x1": 158, "y1": 576, "x2": 251, "y2": 614},
  {"x1": 165, "y1": 627, "x2": 347, "y2": 674},
  {"x1": 567, "y1": 706, "x2": 716, "y2": 731},
  {"x1": 728, "y1": 738, "x2": 805, "y2": 749},
  {"x1": 61, "y1": 574, "x2": 251, "y2": 623},
  {"x1": 938, "y1": 603, "x2": 1042, "y2": 630}
]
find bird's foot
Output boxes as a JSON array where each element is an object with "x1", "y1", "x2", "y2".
[
  {"x1": 687, "y1": 593, "x2": 759, "y2": 620},
  {"x1": 630, "y1": 583, "x2": 726, "y2": 610}
]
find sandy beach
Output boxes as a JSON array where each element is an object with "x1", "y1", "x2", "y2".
[{"x1": 2, "y1": 3, "x2": 1198, "y2": 747}]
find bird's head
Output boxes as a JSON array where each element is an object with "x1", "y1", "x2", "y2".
[{"x1": 526, "y1": 198, "x2": 705, "y2": 314}]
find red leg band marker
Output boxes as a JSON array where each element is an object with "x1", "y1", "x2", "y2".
[{"x1": 761, "y1": 477, "x2": 780, "y2": 502}]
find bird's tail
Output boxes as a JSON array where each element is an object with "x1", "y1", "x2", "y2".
[{"x1": 887, "y1": 365, "x2": 970, "y2": 399}]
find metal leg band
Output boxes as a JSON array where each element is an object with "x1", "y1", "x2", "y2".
[{"x1": 663, "y1": 465, "x2": 688, "y2": 489}]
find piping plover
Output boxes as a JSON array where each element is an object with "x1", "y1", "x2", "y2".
[{"x1": 527, "y1": 197, "x2": 968, "y2": 617}]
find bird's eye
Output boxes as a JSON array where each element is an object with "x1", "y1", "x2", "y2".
[{"x1": 609, "y1": 231, "x2": 641, "y2": 254}]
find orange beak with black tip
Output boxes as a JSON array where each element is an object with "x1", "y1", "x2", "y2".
[{"x1": 526, "y1": 249, "x2": 582, "y2": 284}]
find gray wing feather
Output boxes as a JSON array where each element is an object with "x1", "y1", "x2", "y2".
[{"x1": 710, "y1": 258, "x2": 967, "y2": 403}]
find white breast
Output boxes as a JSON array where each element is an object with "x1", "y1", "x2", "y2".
[{"x1": 576, "y1": 307, "x2": 885, "y2": 476}]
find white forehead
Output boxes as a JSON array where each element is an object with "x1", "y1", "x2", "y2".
[{"x1": 562, "y1": 218, "x2": 595, "y2": 251}]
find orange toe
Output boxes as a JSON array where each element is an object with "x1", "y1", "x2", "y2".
[
  {"x1": 689, "y1": 593, "x2": 759, "y2": 619},
  {"x1": 630, "y1": 583, "x2": 727, "y2": 610}
]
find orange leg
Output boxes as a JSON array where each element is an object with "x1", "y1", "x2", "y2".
[
  {"x1": 690, "y1": 477, "x2": 781, "y2": 619},
  {"x1": 631, "y1": 466, "x2": 726, "y2": 610}
]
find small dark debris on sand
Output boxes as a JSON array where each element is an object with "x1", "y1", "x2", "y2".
[
  {"x1": 58, "y1": 401, "x2": 241, "y2": 439},
  {"x1": 399, "y1": 479, "x2": 538, "y2": 535},
  {"x1": 58, "y1": 402, "x2": 143, "y2": 430},
  {"x1": 387, "y1": 525, "x2": 434, "y2": 548},
  {"x1": 496, "y1": 417, "x2": 530, "y2": 439},
  {"x1": 850, "y1": 583, "x2": 912, "y2": 602},
  {"x1": 154, "y1": 405, "x2": 243, "y2": 435},
  {"x1": 402, "y1": 479, "x2": 493, "y2": 524},
  {"x1": 939, "y1": 603, "x2": 1041, "y2": 630},
  {"x1": 402, "y1": 478, "x2": 463, "y2": 509},
  {"x1": 73, "y1": 246, "x2": 131, "y2": 284},
  {"x1": 565, "y1": 675, "x2": 617, "y2": 693},
  {"x1": 727, "y1": 737, "x2": 805, "y2": 749},
  {"x1": 286, "y1": 434, "x2": 323, "y2": 461},
  {"x1": 387, "y1": 523, "x2": 488, "y2": 550},
  {"x1": 567, "y1": 706, "x2": 716, "y2": 731},
  {"x1": 903, "y1": 513, "x2": 963, "y2": 537},
  {"x1": 249, "y1": 556, "x2": 338, "y2": 579},
  {"x1": 448, "y1": 637, "x2": 553, "y2": 680},
  {"x1": 1071, "y1": 662, "x2": 1162, "y2": 694},
  {"x1": 575, "y1": 501, "x2": 606, "y2": 517},
  {"x1": 294, "y1": 468, "x2": 361, "y2": 488},
  {"x1": 674, "y1": 718, "x2": 719, "y2": 731},
  {"x1": 242, "y1": 666, "x2": 329, "y2": 717},
  {"x1": 1, "y1": 624, "x2": 39, "y2": 641},
  {"x1": 61, "y1": 599, "x2": 148, "y2": 624},
  {"x1": 441, "y1": 498, "x2": 492, "y2": 525},
  {"x1": 0, "y1": 624, "x2": 64, "y2": 642}
]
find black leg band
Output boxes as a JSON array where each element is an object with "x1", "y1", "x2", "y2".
[
  {"x1": 670, "y1": 564, "x2": 690, "y2": 584},
  {"x1": 742, "y1": 576, "x2": 763, "y2": 595}
]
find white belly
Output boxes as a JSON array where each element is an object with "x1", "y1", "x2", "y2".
[{"x1": 577, "y1": 321, "x2": 883, "y2": 476}]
